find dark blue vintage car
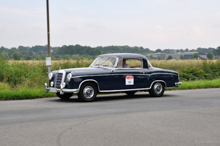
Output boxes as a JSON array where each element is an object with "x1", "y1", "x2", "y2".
[{"x1": 45, "y1": 53, "x2": 182, "y2": 101}]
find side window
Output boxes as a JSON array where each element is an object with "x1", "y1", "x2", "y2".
[
  {"x1": 117, "y1": 58, "x2": 142, "y2": 69},
  {"x1": 126, "y1": 59, "x2": 142, "y2": 68}
]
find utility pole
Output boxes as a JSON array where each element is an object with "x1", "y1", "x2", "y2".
[{"x1": 46, "y1": 0, "x2": 51, "y2": 74}]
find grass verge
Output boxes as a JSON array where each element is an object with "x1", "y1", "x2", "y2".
[
  {"x1": 0, "y1": 78, "x2": 220, "y2": 100},
  {"x1": 0, "y1": 88, "x2": 56, "y2": 100},
  {"x1": 168, "y1": 78, "x2": 220, "y2": 90}
]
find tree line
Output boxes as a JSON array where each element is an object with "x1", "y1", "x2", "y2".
[{"x1": 0, "y1": 44, "x2": 220, "y2": 60}]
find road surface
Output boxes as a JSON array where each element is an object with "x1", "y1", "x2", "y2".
[{"x1": 0, "y1": 88, "x2": 220, "y2": 146}]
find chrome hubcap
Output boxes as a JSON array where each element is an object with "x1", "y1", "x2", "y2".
[
  {"x1": 154, "y1": 83, "x2": 163, "y2": 94},
  {"x1": 83, "y1": 86, "x2": 94, "y2": 99}
]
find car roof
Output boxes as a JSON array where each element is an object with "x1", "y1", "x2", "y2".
[{"x1": 99, "y1": 53, "x2": 147, "y2": 60}]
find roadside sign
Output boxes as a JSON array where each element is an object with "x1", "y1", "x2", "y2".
[{"x1": 46, "y1": 57, "x2": 51, "y2": 66}]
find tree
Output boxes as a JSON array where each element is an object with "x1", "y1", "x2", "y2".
[
  {"x1": 163, "y1": 49, "x2": 172, "y2": 54},
  {"x1": 145, "y1": 48, "x2": 151, "y2": 53},
  {"x1": 37, "y1": 51, "x2": 43, "y2": 55},
  {"x1": 1, "y1": 52, "x2": 10, "y2": 59},
  {"x1": 213, "y1": 46, "x2": 220, "y2": 58},
  {"x1": 180, "y1": 55, "x2": 185, "y2": 60},
  {"x1": 155, "y1": 49, "x2": 162, "y2": 53},
  {"x1": 207, "y1": 52, "x2": 214, "y2": 60},
  {"x1": 149, "y1": 54, "x2": 154, "y2": 59},
  {"x1": 25, "y1": 55, "x2": 32, "y2": 60},
  {"x1": 158, "y1": 56, "x2": 162, "y2": 60},
  {"x1": 192, "y1": 53, "x2": 199, "y2": 59},
  {"x1": 197, "y1": 47, "x2": 215, "y2": 54},
  {"x1": 167, "y1": 55, "x2": 173, "y2": 60},
  {"x1": 11, "y1": 53, "x2": 20, "y2": 60},
  {"x1": 180, "y1": 49, "x2": 184, "y2": 53}
]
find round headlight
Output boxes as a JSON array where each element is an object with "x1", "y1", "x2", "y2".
[
  {"x1": 67, "y1": 73, "x2": 72, "y2": 82},
  {"x1": 48, "y1": 73, "x2": 53, "y2": 80}
]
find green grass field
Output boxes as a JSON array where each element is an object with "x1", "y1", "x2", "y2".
[{"x1": 0, "y1": 57, "x2": 220, "y2": 100}]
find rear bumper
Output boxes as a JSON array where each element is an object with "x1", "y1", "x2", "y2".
[{"x1": 175, "y1": 82, "x2": 182, "y2": 86}]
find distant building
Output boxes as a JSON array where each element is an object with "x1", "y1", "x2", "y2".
[
  {"x1": 183, "y1": 52, "x2": 198, "y2": 59},
  {"x1": 198, "y1": 54, "x2": 208, "y2": 60},
  {"x1": 147, "y1": 52, "x2": 207, "y2": 60},
  {"x1": 153, "y1": 53, "x2": 166, "y2": 60}
]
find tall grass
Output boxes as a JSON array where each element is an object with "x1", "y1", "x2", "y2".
[
  {"x1": 9, "y1": 59, "x2": 219, "y2": 72},
  {"x1": 150, "y1": 60, "x2": 219, "y2": 71},
  {"x1": 2, "y1": 58, "x2": 220, "y2": 87}
]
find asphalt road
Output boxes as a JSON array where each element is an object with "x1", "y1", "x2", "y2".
[{"x1": 0, "y1": 88, "x2": 220, "y2": 146}]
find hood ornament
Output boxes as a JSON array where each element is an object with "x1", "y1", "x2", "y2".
[{"x1": 59, "y1": 66, "x2": 61, "y2": 70}]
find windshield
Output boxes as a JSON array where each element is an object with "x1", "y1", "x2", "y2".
[{"x1": 90, "y1": 56, "x2": 116, "y2": 68}]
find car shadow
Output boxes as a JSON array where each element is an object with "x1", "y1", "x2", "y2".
[{"x1": 49, "y1": 92, "x2": 177, "y2": 103}]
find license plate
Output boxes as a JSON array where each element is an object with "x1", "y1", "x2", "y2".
[{"x1": 49, "y1": 87, "x2": 57, "y2": 93}]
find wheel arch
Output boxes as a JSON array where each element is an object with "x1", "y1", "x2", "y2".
[
  {"x1": 149, "y1": 80, "x2": 167, "y2": 89},
  {"x1": 78, "y1": 79, "x2": 100, "y2": 92}
]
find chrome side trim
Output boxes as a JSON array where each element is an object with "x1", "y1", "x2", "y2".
[
  {"x1": 71, "y1": 72, "x2": 176, "y2": 79},
  {"x1": 148, "y1": 72, "x2": 177, "y2": 76},
  {"x1": 99, "y1": 88, "x2": 150, "y2": 93},
  {"x1": 114, "y1": 68, "x2": 143, "y2": 70},
  {"x1": 71, "y1": 74, "x2": 149, "y2": 78}
]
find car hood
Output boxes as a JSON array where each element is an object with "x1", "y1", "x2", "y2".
[{"x1": 53, "y1": 67, "x2": 112, "y2": 76}]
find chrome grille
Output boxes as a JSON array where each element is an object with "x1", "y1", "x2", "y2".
[{"x1": 55, "y1": 73, "x2": 63, "y2": 88}]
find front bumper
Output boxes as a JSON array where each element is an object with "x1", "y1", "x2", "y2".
[
  {"x1": 175, "y1": 82, "x2": 182, "y2": 86},
  {"x1": 45, "y1": 83, "x2": 79, "y2": 94}
]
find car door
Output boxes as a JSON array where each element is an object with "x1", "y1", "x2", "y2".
[{"x1": 111, "y1": 58, "x2": 147, "y2": 90}]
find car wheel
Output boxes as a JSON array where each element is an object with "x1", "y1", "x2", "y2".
[
  {"x1": 56, "y1": 93, "x2": 73, "y2": 100},
  {"x1": 125, "y1": 91, "x2": 136, "y2": 96},
  {"x1": 77, "y1": 83, "x2": 97, "y2": 102},
  {"x1": 149, "y1": 82, "x2": 164, "y2": 97}
]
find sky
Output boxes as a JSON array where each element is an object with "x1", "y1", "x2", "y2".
[{"x1": 0, "y1": 0, "x2": 220, "y2": 50}]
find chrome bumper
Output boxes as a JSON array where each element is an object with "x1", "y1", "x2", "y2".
[
  {"x1": 175, "y1": 82, "x2": 182, "y2": 86},
  {"x1": 45, "y1": 83, "x2": 49, "y2": 93},
  {"x1": 44, "y1": 83, "x2": 79, "y2": 94}
]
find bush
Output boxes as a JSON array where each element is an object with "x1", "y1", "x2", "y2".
[
  {"x1": 0, "y1": 82, "x2": 11, "y2": 91},
  {"x1": 0, "y1": 55, "x2": 10, "y2": 82},
  {"x1": 179, "y1": 67, "x2": 207, "y2": 81},
  {"x1": 201, "y1": 60, "x2": 220, "y2": 79}
]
